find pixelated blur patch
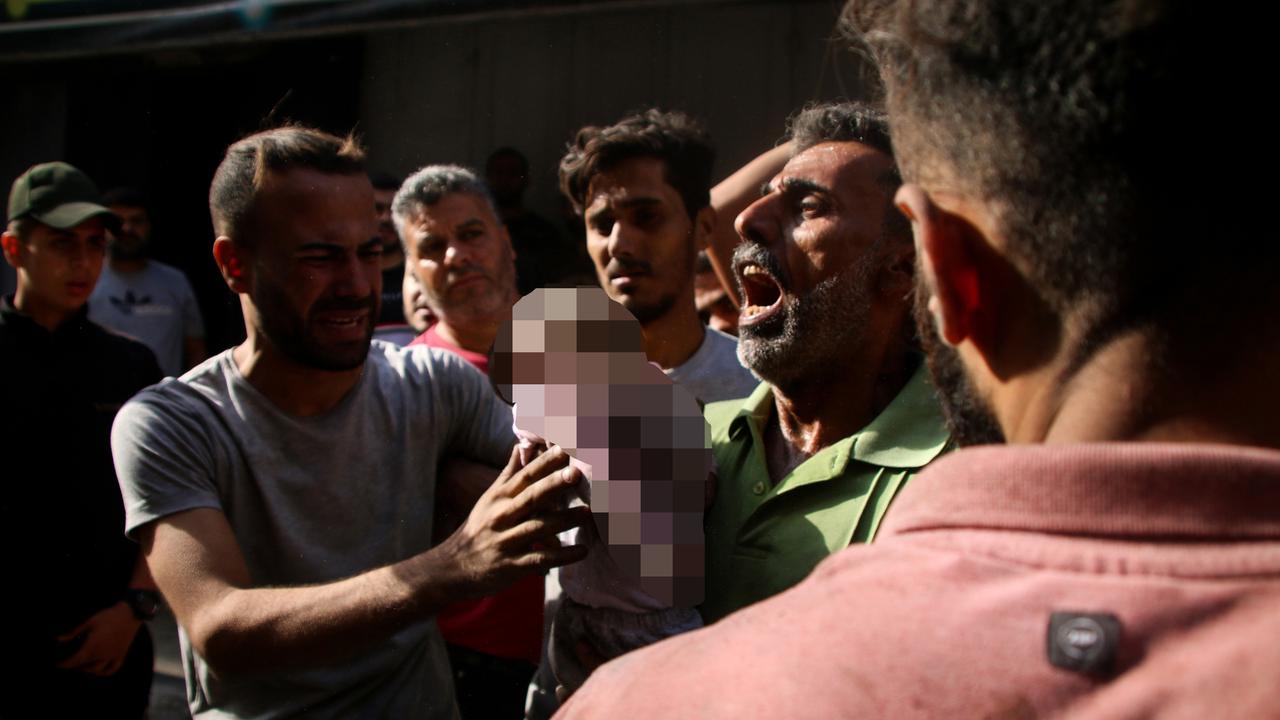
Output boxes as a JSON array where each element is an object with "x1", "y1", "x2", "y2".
[
  {"x1": 1047, "y1": 611, "x2": 1121, "y2": 676},
  {"x1": 497, "y1": 287, "x2": 711, "y2": 607}
]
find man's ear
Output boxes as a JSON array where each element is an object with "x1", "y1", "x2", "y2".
[
  {"x1": 878, "y1": 234, "x2": 916, "y2": 300},
  {"x1": 212, "y1": 236, "x2": 250, "y2": 294},
  {"x1": 0, "y1": 231, "x2": 21, "y2": 270},
  {"x1": 896, "y1": 184, "x2": 992, "y2": 347},
  {"x1": 692, "y1": 205, "x2": 716, "y2": 251}
]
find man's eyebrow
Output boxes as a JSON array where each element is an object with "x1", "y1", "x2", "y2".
[
  {"x1": 296, "y1": 242, "x2": 344, "y2": 253},
  {"x1": 590, "y1": 196, "x2": 662, "y2": 214},
  {"x1": 585, "y1": 196, "x2": 662, "y2": 223},
  {"x1": 615, "y1": 196, "x2": 662, "y2": 210},
  {"x1": 456, "y1": 218, "x2": 486, "y2": 232},
  {"x1": 778, "y1": 177, "x2": 832, "y2": 197}
]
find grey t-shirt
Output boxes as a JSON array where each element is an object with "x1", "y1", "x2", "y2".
[
  {"x1": 89, "y1": 260, "x2": 205, "y2": 377},
  {"x1": 112, "y1": 341, "x2": 514, "y2": 719},
  {"x1": 663, "y1": 327, "x2": 758, "y2": 405}
]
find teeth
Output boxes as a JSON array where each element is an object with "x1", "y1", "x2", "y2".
[{"x1": 742, "y1": 265, "x2": 766, "y2": 276}]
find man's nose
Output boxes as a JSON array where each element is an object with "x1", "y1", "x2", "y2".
[
  {"x1": 606, "y1": 221, "x2": 639, "y2": 262},
  {"x1": 734, "y1": 194, "x2": 778, "y2": 247},
  {"x1": 443, "y1": 240, "x2": 474, "y2": 269},
  {"x1": 336, "y1": 252, "x2": 377, "y2": 297}
]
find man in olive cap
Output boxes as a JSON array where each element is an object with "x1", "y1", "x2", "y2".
[{"x1": 1, "y1": 162, "x2": 162, "y2": 718}]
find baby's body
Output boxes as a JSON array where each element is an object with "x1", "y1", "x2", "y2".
[{"x1": 495, "y1": 288, "x2": 712, "y2": 693}]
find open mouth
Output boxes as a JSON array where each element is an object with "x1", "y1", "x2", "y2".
[
  {"x1": 737, "y1": 263, "x2": 783, "y2": 324},
  {"x1": 317, "y1": 311, "x2": 369, "y2": 334}
]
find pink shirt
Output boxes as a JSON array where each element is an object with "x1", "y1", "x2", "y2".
[{"x1": 558, "y1": 443, "x2": 1280, "y2": 718}]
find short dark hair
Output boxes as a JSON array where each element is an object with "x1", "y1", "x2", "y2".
[
  {"x1": 559, "y1": 109, "x2": 714, "y2": 220},
  {"x1": 842, "y1": 0, "x2": 1261, "y2": 350},
  {"x1": 787, "y1": 101, "x2": 907, "y2": 243},
  {"x1": 209, "y1": 125, "x2": 366, "y2": 241},
  {"x1": 103, "y1": 187, "x2": 149, "y2": 212}
]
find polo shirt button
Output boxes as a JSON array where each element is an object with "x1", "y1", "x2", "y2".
[{"x1": 752, "y1": 481, "x2": 766, "y2": 495}]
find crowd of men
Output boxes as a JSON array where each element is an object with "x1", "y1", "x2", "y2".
[{"x1": 5, "y1": 0, "x2": 1278, "y2": 718}]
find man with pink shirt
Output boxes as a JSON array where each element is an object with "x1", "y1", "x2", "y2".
[
  {"x1": 556, "y1": 1, "x2": 1280, "y2": 717},
  {"x1": 393, "y1": 164, "x2": 541, "y2": 718}
]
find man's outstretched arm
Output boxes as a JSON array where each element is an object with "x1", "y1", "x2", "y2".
[{"x1": 140, "y1": 446, "x2": 590, "y2": 675}]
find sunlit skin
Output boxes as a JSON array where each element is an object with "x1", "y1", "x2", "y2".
[
  {"x1": 734, "y1": 142, "x2": 898, "y2": 329},
  {"x1": 732, "y1": 141, "x2": 915, "y2": 480},
  {"x1": 212, "y1": 168, "x2": 382, "y2": 416},
  {"x1": 1, "y1": 217, "x2": 108, "y2": 331},
  {"x1": 583, "y1": 157, "x2": 713, "y2": 370},
  {"x1": 402, "y1": 192, "x2": 518, "y2": 354}
]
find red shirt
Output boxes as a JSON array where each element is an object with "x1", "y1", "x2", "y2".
[
  {"x1": 559, "y1": 443, "x2": 1280, "y2": 718},
  {"x1": 410, "y1": 326, "x2": 544, "y2": 663}
]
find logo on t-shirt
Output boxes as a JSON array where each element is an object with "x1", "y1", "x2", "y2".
[{"x1": 108, "y1": 290, "x2": 173, "y2": 317}]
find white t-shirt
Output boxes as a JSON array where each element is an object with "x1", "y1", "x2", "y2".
[
  {"x1": 89, "y1": 260, "x2": 204, "y2": 376},
  {"x1": 663, "y1": 327, "x2": 757, "y2": 405}
]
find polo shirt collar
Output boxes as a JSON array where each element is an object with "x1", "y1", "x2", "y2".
[
  {"x1": 725, "y1": 361, "x2": 950, "y2": 472},
  {"x1": 882, "y1": 443, "x2": 1280, "y2": 540}
]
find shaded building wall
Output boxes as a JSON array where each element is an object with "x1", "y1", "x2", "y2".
[{"x1": 360, "y1": 1, "x2": 876, "y2": 226}]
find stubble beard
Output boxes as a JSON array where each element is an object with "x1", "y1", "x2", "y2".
[
  {"x1": 253, "y1": 275, "x2": 377, "y2": 372},
  {"x1": 109, "y1": 233, "x2": 149, "y2": 262},
  {"x1": 911, "y1": 270, "x2": 1006, "y2": 446},
  {"x1": 429, "y1": 254, "x2": 518, "y2": 334},
  {"x1": 736, "y1": 250, "x2": 876, "y2": 395}
]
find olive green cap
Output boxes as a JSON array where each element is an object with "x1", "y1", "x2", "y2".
[{"x1": 7, "y1": 162, "x2": 115, "y2": 230}]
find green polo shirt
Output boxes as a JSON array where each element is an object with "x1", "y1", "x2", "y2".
[{"x1": 701, "y1": 362, "x2": 949, "y2": 623}]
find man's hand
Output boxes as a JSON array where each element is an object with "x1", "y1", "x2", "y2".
[
  {"x1": 434, "y1": 444, "x2": 592, "y2": 600},
  {"x1": 55, "y1": 602, "x2": 142, "y2": 676}
]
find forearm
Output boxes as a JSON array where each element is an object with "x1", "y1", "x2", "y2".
[
  {"x1": 708, "y1": 143, "x2": 793, "y2": 306},
  {"x1": 149, "y1": 447, "x2": 586, "y2": 677},
  {"x1": 185, "y1": 545, "x2": 463, "y2": 675}
]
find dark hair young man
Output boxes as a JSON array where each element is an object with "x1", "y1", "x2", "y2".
[
  {"x1": 559, "y1": 109, "x2": 757, "y2": 405},
  {"x1": 2, "y1": 162, "x2": 162, "y2": 718}
]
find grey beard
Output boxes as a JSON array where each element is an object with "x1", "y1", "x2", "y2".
[{"x1": 738, "y1": 259, "x2": 874, "y2": 394}]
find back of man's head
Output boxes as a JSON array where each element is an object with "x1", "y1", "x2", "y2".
[
  {"x1": 844, "y1": 0, "x2": 1269, "y2": 360},
  {"x1": 209, "y1": 125, "x2": 366, "y2": 243},
  {"x1": 559, "y1": 109, "x2": 714, "y2": 220}
]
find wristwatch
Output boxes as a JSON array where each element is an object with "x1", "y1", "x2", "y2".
[{"x1": 123, "y1": 589, "x2": 163, "y2": 621}]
